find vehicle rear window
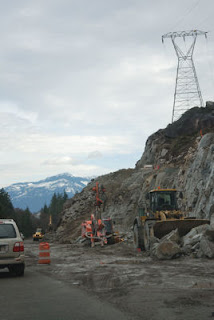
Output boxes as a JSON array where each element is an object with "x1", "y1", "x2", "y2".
[{"x1": 0, "y1": 224, "x2": 16, "y2": 238}]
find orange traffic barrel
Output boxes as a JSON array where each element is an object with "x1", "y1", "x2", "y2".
[{"x1": 38, "y1": 242, "x2": 50, "y2": 264}]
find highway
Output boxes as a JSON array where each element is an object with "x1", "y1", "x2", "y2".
[{"x1": 0, "y1": 267, "x2": 130, "y2": 320}]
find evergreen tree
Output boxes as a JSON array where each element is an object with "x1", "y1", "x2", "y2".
[
  {"x1": 63, "y1": 190, "x2": 68, "y2": 201},
  {"x1": 23, "y1": 208, "x2": 33, "y2": 237},
  {"x1": 14, "y1": 207, "x2": 34, "y2": 238},
  {"x1": 0, "y1": 188, "x2": 69, "y2": 234},
  {"x1": 0, "y1": 188, "x2": 15, "y2": 219},
  {"x1": 40, "y1": 204, "x2": 50, "y2": 231},
  {"x1": 46, "y1": 191, "x2": 68, "y2": 228},
  {"x1": 0, "y1": 189, "x2": 40, "y2": 237}
]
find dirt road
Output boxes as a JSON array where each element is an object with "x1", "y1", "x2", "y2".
[{"x1": 25, "y1": 240, "x2": 214, "y2": 320}]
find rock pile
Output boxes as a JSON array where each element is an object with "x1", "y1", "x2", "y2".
[{"x1": 150, "y1": 224, "x2": 214, "y2": 260}]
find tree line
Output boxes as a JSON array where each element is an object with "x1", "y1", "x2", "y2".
[
  {"x1": 0, "y1": 188, "x2": 68, "y2": 237},
  {"x1": 39, "y1": 191, "x2": 68, "y2": 231}
]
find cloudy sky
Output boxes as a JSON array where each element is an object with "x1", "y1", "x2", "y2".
[{"x1": 0, "y1": 0, "x2": 213, "y2": 187}]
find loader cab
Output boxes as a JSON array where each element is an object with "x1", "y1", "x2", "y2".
[{"x1": 150, "y1": 189, "x2": 177, "y2": 212}]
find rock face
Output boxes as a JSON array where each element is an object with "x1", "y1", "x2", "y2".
[{"x1": 55, "y1": 102, "x2": 214, "y2": 243}]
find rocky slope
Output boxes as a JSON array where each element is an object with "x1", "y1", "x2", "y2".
[{"x1": 55, "y1": 102, "x2": 214, "y2": 243}]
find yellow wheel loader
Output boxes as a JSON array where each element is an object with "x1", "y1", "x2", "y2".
[
  {"x1": 33, "y1": 228, "x2": 44, "y2": 241},
  {"x1": 133, "y1": 188, "x2": 209, "y2": 251}
]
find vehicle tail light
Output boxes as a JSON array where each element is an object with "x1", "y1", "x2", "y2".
[{"x1": 13, "y1": 242, "x2": 24, "y2": 252}]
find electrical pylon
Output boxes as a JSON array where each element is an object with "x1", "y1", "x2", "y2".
[{"x1": 162, "y1": 30, "x2": 208, "y2": 122}]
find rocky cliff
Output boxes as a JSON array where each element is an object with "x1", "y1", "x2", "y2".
[{"x1": 55, "y1": 102, "x2": 214, "y2": 243}]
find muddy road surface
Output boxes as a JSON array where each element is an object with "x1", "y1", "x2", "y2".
[{"x1": 5, "y1": 239, "x2": 214, "y2": 320}]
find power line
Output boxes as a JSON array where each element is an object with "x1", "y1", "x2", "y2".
[
  {"x1": 197, "y1": 12, "x2": 214, "y2": 30},
  {"x1": 205, "y1": 37, "x2": 214, "y2": 95},
  {"x1": 171, "y1": 0, "x2": 201, "y2": 30}
]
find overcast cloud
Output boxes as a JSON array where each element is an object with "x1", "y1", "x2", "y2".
[{"x1": 0, "y1": 0, "x2": 213, "y2": 187}]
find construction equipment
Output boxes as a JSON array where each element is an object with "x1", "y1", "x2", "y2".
[
  {"x1": 48, "y1": 215, "x2": 53, "y2": 231},
  {"x1": 81, "y1": 182, "x2": 114, "y2": 247},
  {"x1": 81, "y1": 215, "x2": 114, "y2": 247},
  {"x1": 133, "y1": 188, "x2": 210, "y2": 251},
  {"x1": 33, "y1": 228, "x2": 44, "y2": 241}
]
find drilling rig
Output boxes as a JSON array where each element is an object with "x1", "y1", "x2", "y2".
[{"x1": 81, "y1": 182, "x2": 114, "y2": 247}]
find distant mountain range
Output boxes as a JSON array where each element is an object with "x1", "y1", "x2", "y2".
[{"x1": 5, "y1": 173, "x2": 92, "y2": 213}]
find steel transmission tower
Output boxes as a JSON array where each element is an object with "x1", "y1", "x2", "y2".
[{"x1": 162, "y1": 30, "x2": 208, "y2": 122}]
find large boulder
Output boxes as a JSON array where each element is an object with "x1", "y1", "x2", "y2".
[
  {"x1": 181, "y1": 224, "x2": 214, "y2": 257},
  {"x1": 199, "y1": 237, "x2": 214, "y2": 258},
  {"x1": 160, "y1": 229, "x2": 180, "y2": 244},
  {"x1": 210, "y1": 214, "x2": 214, "y2": 228},
  {"x1": 205, "y1": 225, "x2": 214, "y2": 242},
  {"x1": 151, "y1": 240, "x2": 181, "y2": 260},
  {"x1": 183, "y1": 234, "x2": 203, "y2": 249},
  {"x1": 182, "y1": 224, "x2": 210, "y2": 247}
]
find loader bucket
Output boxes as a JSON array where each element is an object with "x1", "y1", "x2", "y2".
[{"x1": 153, "y1": 219, "x2": 210, "y2": 239}]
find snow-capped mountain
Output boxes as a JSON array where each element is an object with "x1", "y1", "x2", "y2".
[{"x1": 5, "y1": 173, "x2": 92, "y2": 213}]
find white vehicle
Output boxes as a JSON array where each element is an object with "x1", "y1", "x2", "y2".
[{"x1": 0, "y1": 219, "x2": 25, "y2": 276}]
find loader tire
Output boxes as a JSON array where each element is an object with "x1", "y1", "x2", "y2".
[
  {"x1": 142, "y1": 221, "x2": 153, "y2": 251},
  {"x1": 133, "y1": 224, "x2": 144, "y2": 250},
  {"x1": 142, "y1": 226, "x2": 150, "y2": 251}
]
